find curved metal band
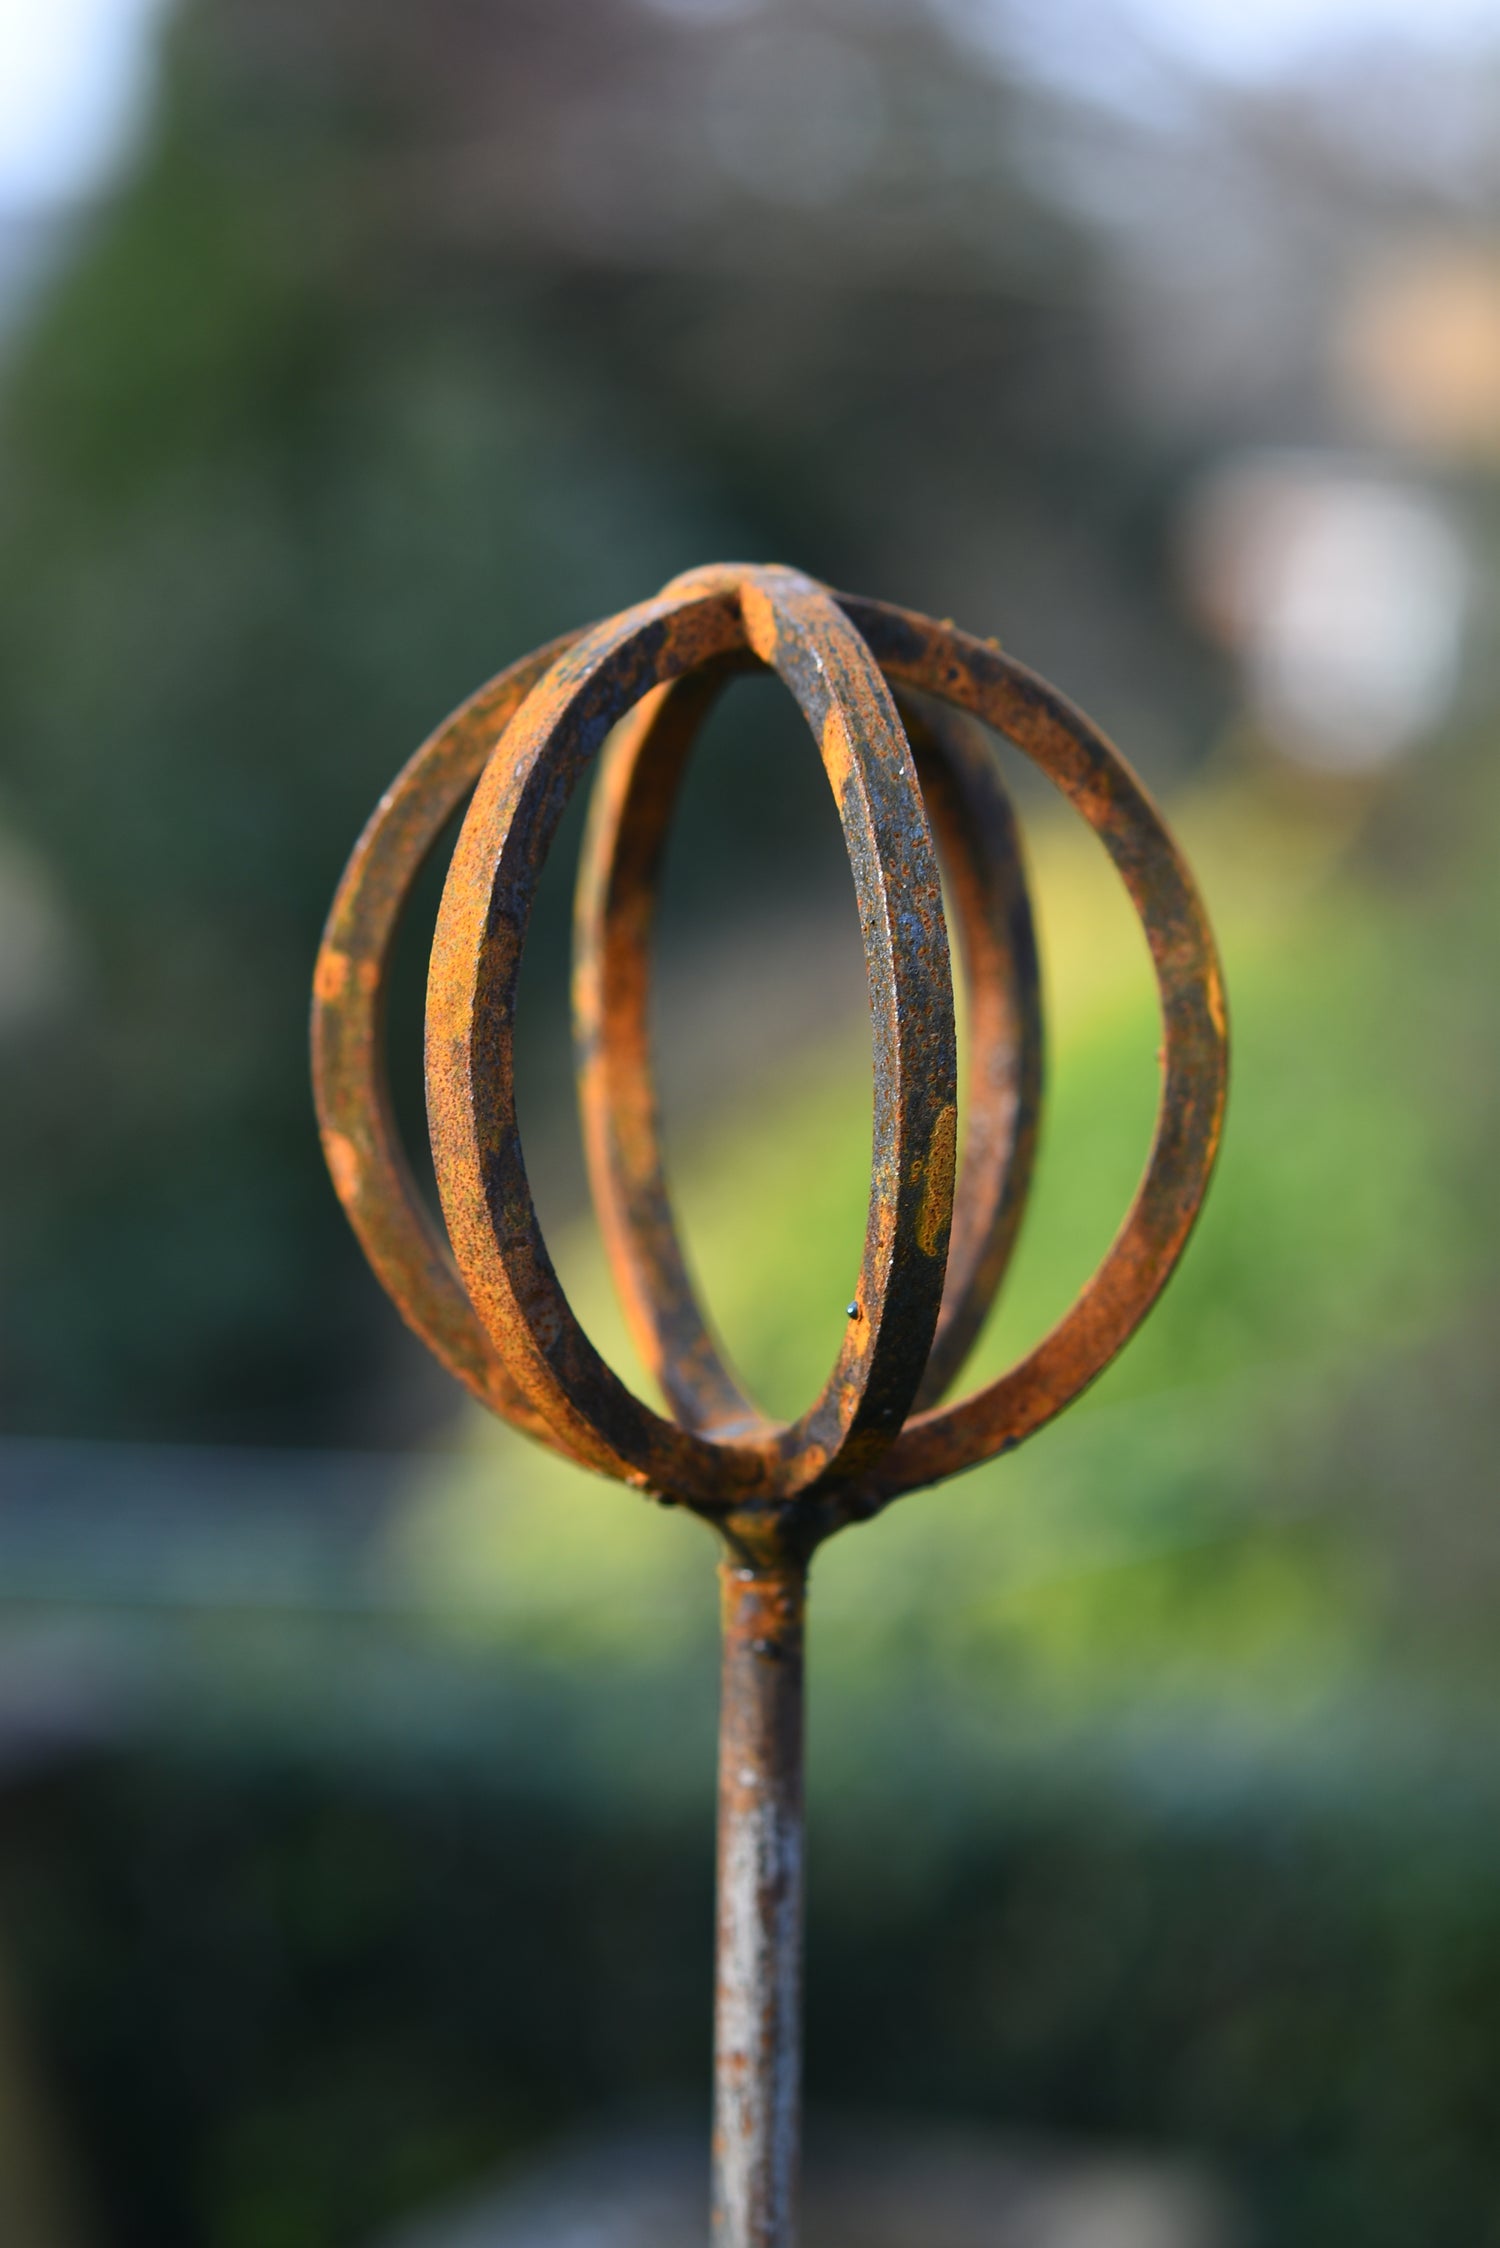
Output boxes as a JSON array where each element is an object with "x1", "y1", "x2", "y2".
[
  {"x1": 424, "y1": 569, "x2": 959, "y2": 1506},
  {"x1": 831, "y1": 593, "x2": 1229, "y2": 1502},
  {"x1": 310, "y1": 633, "x2": 590, "y2": 1457},
  {"x1": 572, "y1": 667, "x2": 1043, "y2": 1441},
  {"x1": 314, "y1": 570, "x2": 1226, "y2": 1520},
  {"x1": 903, "y1": 693, "x2": 1045, "y2": 1409}
]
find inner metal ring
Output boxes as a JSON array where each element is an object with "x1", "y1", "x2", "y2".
[
  {"x1": 573, "y1": 662, "x2": 1044, "y2": 1442},
  {"x1": 424, "y1": 566, "x2": 961, "y2": 1506}
]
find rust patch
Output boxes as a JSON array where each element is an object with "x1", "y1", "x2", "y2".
[
  {"x1": 739, "y1": 578, "x2": 779, "y2": 666},
  {"x1": 819, "y1": 704, "x2": 854, "y2": 802},
  {"x1": 915, "y1": 1103, "x2": 958, "y2": 1257},
  {"x1": 313, "y1": 949, "x2": 349, "y2": 1003},
  {"x1": 322, "y1": 1129, "x2": 361, "y2": 1204}
]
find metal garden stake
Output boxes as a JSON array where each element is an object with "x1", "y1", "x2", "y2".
[{"x1": 312, "y1": 564, "x2": 1228, "y2": 2248}]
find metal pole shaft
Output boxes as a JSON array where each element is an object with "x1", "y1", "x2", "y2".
[{"x1": 711, "y1": 1550, "x2": 807, "y2": 2248}]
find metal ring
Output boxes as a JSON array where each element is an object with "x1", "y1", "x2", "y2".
[
  {"x1": 311, "y1": 633, "x2": 589, "y2": 1457},
  {"x1": 572, "y1": 664, "x2": 1043, "y2": 1439},
  {"x1": 424, "y1": 567, "x2": 960, "y2": 1505},
  {"x1": 834, "y1": 592, "x2": 1228, "y2": 1502},
  {"x1": 314, "y1": 570, "x2": 1226, "y2": 1524}
]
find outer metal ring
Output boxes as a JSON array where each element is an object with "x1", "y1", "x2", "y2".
[
  {"x1": 313, "y1": 568, "x2": 1226, "y2": 1520},
  {"x1": 836, "y1": 591, "x2": 1227, "y2": 1502}
]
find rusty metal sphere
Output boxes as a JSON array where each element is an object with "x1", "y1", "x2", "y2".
[{"x1": 313, "y1": 561, "x2": 1226, "y2": 1543}]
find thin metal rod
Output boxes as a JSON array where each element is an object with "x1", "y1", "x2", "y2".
[{"x1": 711, "y1": 1551, "x2": 807, "y2": 2248}]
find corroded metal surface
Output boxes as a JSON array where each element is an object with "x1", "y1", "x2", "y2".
[
  {"x1": 425, "y1": 568, "x2": 960, "y2": 1510},
  {"x1": 712, "y1": 1556, "x2": 806, "y2": 2248},
  {"x1": 573, "y1": 670, "x2": 1043, "y2": 1441},
  {"x1": 311, "y1": 631, "x2": 585, "y2": 1452},
  {"x1": 313, "y1": 562, "x2": 1229, "y2": 2248},
  {"x1": 313, "y1": 564, "x2": 1225, "y2": 1530}
]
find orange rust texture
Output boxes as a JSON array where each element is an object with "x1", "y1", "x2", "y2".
[
  {"x1": 313, "y1": 565, "x2": 1228, "y2": 1539},
  {"x1": 420, "y1": 567, "x2": 960, "y2": 1512},
  {"x1": 309, "y1": 630, "x2": 588, "y2": 1451},
  {"x1": 573, "y1": 671, "x2": 1045, "y2": 1461}
]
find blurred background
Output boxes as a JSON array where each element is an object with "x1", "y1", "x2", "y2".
[{"x1": 2, "y1": 0, "x2": 1500, "y2": 2240}]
